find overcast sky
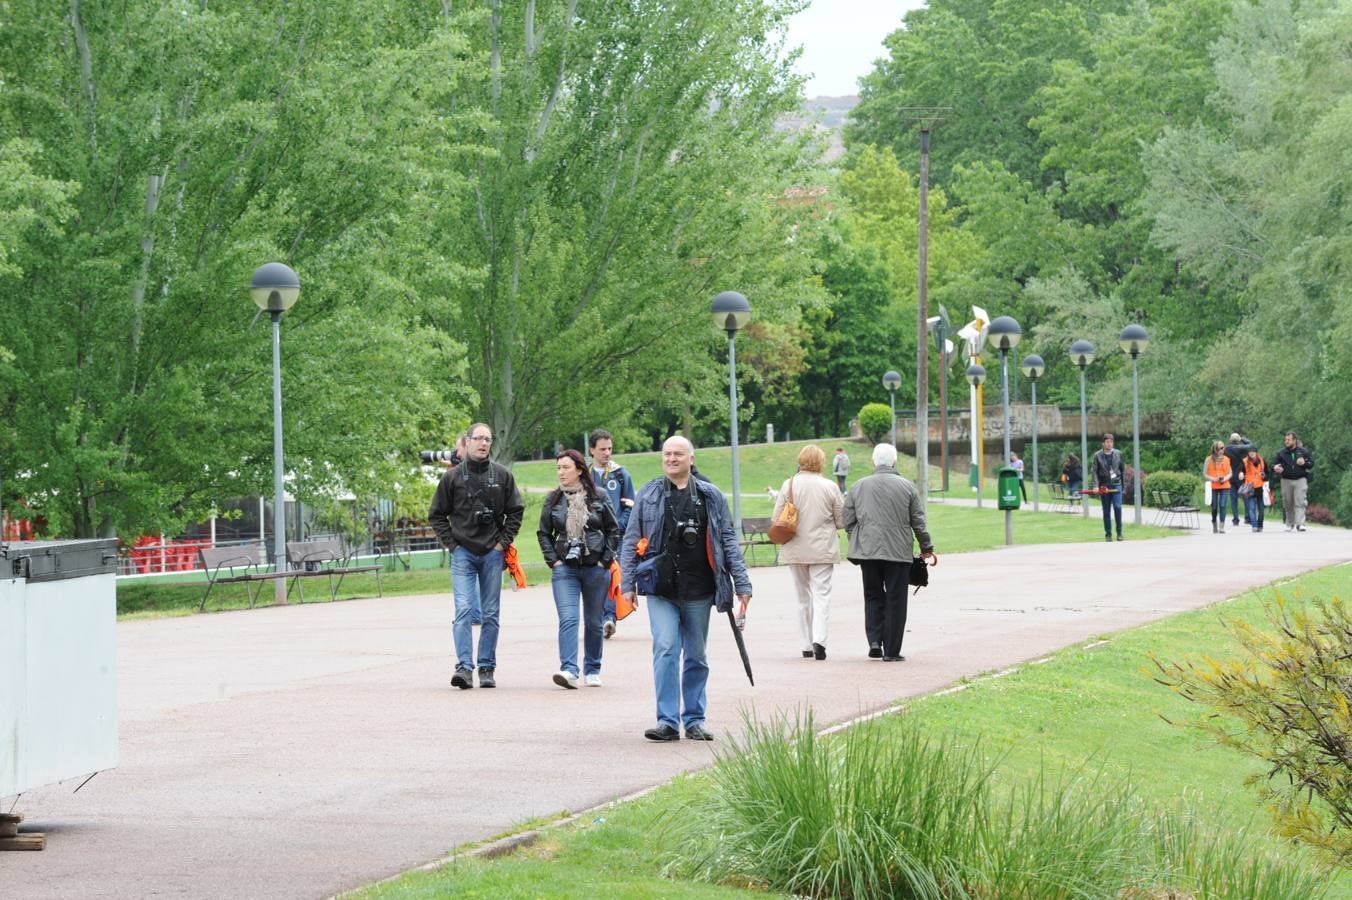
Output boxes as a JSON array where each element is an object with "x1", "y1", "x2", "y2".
[{"x1": 784, "y1": 0, "x2": 926, "y2": 97}]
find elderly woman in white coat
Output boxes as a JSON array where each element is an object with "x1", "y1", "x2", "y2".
[{"x1": 773, "y1": 444, "x2": 846, "y2": 660}]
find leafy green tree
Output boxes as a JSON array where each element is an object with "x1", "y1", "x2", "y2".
[
  {"x1": 0, "y1": 1, "x2": 478, "y2": 537},
  {"x1": 432, "y1": 0, "x2": 818, "y2": 462}
]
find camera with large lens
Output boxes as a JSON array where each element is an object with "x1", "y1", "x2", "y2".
[
  {"x1": 564, "y1": 538, "x2": 585, "y2": 564},
  {"x1": 675, "y1": 517, "x2": 700, "y2": 546},
  {"x1": 420, "y1": 449, "x2": 459, "y2": 464},
  {"x1": 474, "y1": 506, "x2": 495, "y2": 525}
]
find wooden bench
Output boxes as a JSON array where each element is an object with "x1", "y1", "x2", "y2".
[
  {"x1": 197, "y1": 545, "x2": 290, "y2": 612},
  {"x1": 740, "y1": 516, "x2": 779, "y2": 567},
  {"x1": 285, "y1": 537, "x2": 383, "y2": 603}
]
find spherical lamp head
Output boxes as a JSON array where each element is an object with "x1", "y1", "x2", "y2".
[
  {"x1": 249, "y1": 262, "x2": 301, "y2": 313},
  {"x1": 710, "y1": 291, "x2": 751, "y2": 334},
  {"x1": 882, "y1": 370, "x2": 901, "y2": 392},
  {"x1": 1118, "y1": 323, "x2": 1149, "y2": 357},
  {"x1": 987, "y1": 315, "x2": 1022, "y2": 353},
  {"x1": 965, "y1": 363, "x2": 986, "y2": 387},
  {"x1": 1069, "y1": 339, "x2": 1096, "y2": 368},
  {"x1": 1019, "y1": 354, "x2": 1045, "y2": 380}
]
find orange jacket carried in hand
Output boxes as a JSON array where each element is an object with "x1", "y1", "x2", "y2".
[{"x1": 503, "y1": 544, "x2": 527, "y2": 590}]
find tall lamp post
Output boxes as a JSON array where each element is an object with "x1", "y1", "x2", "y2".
[
  {"x1": 987, "y1": 316, "x2": 1022, "y2": 546},
  {"x1": 882, "y1": 370, "x2": 901, "y2": 448},
  {"x1": 1069, "y1": 340, "x2": 1095, "y2": 518},
  {"x1": 712, "y1": 291, "x2": 752, "y2": 537},
  {"x1": 250, "y1": 262, "x2": 300, "y2": 605},
  {"x1": 1020, "y1": 354, "x2": 1045, "y2": 513},
  {"x1": 1119, "y1": 324, "x2": 1149, "y2": 525},
  {"x1": 965, "y1": 363, "x2": 986, "y2": 507}
]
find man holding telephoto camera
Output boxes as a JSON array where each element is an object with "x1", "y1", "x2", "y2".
[
  {"x1": 620, "y1": 436, "x2": 752, "y2": 742},
  {"x1": 428, "y1": 423, "x2": 524, "y2": 690}
]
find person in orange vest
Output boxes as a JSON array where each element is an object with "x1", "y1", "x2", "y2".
[
  {"x1": 1241, "y1": 446, "x2": 1268, "y2": 533},
  {"x1": 1204, "y1": 440, "x2": 1233, "y2": 534}
]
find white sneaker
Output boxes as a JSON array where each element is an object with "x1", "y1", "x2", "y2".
[
  {"x1": 584, "y1": 673, "x2": 602, "y2": 687},
  {"x1": 552, "y1": 670, "x2": 579, "y2": 690}
]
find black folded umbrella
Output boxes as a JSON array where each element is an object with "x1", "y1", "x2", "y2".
[{"x1": 727, "y1": 609, "x2": 754, "y2": 686}]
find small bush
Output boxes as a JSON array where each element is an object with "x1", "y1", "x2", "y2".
[
  {"x1": 1144, "y1": 470, "x2": 1202, "y2": 506},
  {"x1": 857, "y1": 403, "x2": 894, "y2": 444},
  {"x1": 1306, "y1": 503, "x2": 1339, "y2": 526},
  {"x1": 1154, "y1": 592, "x2": 1352, "y2": 866},
  {"x1": 671, "y1": 711, "x2": 1324, "y2": 899}
]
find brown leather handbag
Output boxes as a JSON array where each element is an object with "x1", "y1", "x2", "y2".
[{"x1": 768, "y1": 476, "x2": 799, "y2": 544}]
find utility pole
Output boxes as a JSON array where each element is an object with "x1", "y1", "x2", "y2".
[{"x1": 902, "y1": 108, "x2": 949, "y2": 502}]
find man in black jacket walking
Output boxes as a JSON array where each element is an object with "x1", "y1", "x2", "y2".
[
  {"x1": 428, "y1": 423, "x2": 524, "y2": 689},
  {"x1": 1272, "y1": 431, "x2": 1314, "y2": 532},
  {"x1": 1222, "y1": 432, "x2": 1255, "y2": 526}
]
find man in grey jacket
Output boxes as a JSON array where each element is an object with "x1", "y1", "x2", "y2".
[{"x1": 842, "y1": 444, "x2": 938, "y2": 661}]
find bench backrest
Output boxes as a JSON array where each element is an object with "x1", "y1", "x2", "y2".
[
  {"x1": 741, "y1": 517, "x2": 772, "y2": 537},
  {"x1": 287, "y1": 537, "x2": 346, "y2": 567},
  {"x1": 199, "y1": 545, "x2": 265, "y2": 572}
]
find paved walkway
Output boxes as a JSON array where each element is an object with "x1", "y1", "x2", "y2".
[{"x1": 6, "y1": 526, "x2": 1350, "y2": 899}]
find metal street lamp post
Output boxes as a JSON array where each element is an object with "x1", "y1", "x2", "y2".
[
  {"x1": 249, "y1": 262, "x2": 301, "y2": 605},
  {"x1": 1069, "y1": 340, "x2": 1095, "y2": 518},
  {"x1": 711, "y1": 291, "x2": 752, "y2": 536},
  {"x1": 882, "y1": 370, "x2": 901, "y2": 448},
  {"x1": 965, "y1": 363, "x2": 986, "y2": 508},
  {"x1": 1020, "y1": 354, "x2": 1045, "y2": 513},
  {"x1": 987, "y1": 316, "x2": 1022, "y2": 546},
  {"x1": 1119, "y1": 324, "x2": 1150, "y2": 526}
]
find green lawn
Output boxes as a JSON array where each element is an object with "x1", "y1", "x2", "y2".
[
  {"x1": 116, "y1": 500, "x2": 1178, "y2": 618},
  {"x1": 349, "y1": 563, "x2": 1351, "y2": 899}
]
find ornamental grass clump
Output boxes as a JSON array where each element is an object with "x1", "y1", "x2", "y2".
[{"x1": 671, "y1": 711, "x2": 1327, "y2": 899}]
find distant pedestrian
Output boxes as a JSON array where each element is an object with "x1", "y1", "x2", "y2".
[
  {"x1": 1223, "y1": 432, "x2": 1255, "y2": 525},
  {"x1": 620, "y1": 436, "x2": 752, "y2": 742},
  {"x1": 427, "y1": 423, "x2": 525, "y2": 690},
  {"x1": 1241, "y1": 446, "x2": 1268, "y2": 533},
  {"x1": 832, "y1": 447, "x2": 851, "y2": 491},
  {"x1": 1092, "y1": 434, "x2": 1125, "y2": 541},
  {"x1": 538, "y1": 450, "x2": 621, "y2": 689},
  {"x1": 1204, "y1": 440, "x2": 1233, "y2": 534},
  {"x1": 1011, "y1": 452, "x2": 1027, "y2": 501},
  {"x1": 842, "y1": 443, "x2": 938, "y2": 661},
  {"x1": 1062, "y1": 454, "x2": 1082, "y2": 498},
  {"x1": 588, "y1": 429, "x2": 636, "y2": 638},
  {"x1": 774, "y1": 444, "x2": 845, "y2": 661},
  {"x1": 1272, "y1": 431, "x2": 1314, "y2": 532}
]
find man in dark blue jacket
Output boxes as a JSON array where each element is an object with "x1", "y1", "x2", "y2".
[
  {"x1": 589, "y1": 428, "x2": 636, "y2": 638},
  {"x1": 620, "y1": 436, "x2": 752, "y2": 742}
]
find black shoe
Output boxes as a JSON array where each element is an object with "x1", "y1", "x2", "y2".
[
  {"x1": 1116, "y1": 534, "x2": 1123, "y2": 542},
  {"x1": 1104, "y1": 534, "x2": 1112, "y2": 542},
  {"x1": 644, "y1": 724, "x2": 680, "y2": 742},
  {"x1": 868, "y1": 643, "x2": 883, "y2": 659},
  {"x1": 684, "y1": 724, "x2": 716, "y2": 741},
  {"x1": 478, "y1": 668, "x2": 495, "y2": 689},
  {"x1": 802, "y1": 650, "x2": 814, "y2": 658},
  {"x1": 451, "y1": 667, "x2": 474, "y2": 690},
  {"x1": 813, "y1": 642, "x2": 826, "y2": 660},
  {"x1": 882, "y1": 654, "x2": 906, "y2": 662}
]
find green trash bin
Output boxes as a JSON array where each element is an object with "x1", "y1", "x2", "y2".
[{"x1": 997, "y1": 466, "x2": 1021, "y2": 510}]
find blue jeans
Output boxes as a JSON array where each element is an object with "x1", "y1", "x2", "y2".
[
  {"x1": 551, "y1": 563, "x2": 608, "y2": 676},
  {"x1": 647, "y1": 594, "x2": 713, "y2": 731},
  {"x1": 1244, "y1": 491, "x2": 1263, "y2": 529},
  {"x1": 1230, "y1": 483, "x2": 1244, "y2": 524},
  {"x1": 1100, "y1": 489, "x2": 1122, "y2": 537},
  {"x1": 603, "y1": 595, "x2": 616, "y2": 622},
  {"x1": 451, "y1": 546, "x2": 503, "y2": 671}
]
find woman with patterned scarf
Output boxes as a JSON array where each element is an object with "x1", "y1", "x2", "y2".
[{"x1": 538, "y1": 449, "x2": 621, "y2": 689}]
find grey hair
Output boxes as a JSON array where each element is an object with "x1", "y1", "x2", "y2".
[{"x1": 872, "y1": 443, "x2": 898, "y2": 467}]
